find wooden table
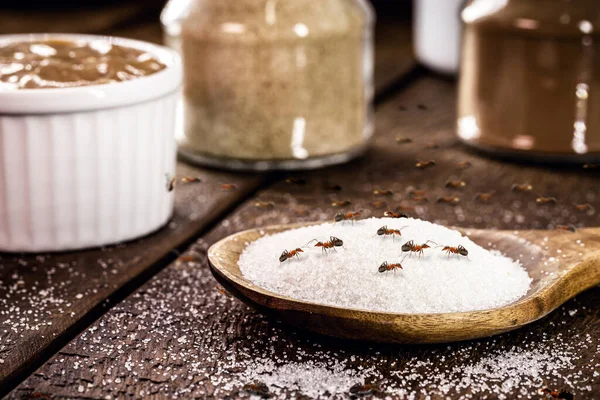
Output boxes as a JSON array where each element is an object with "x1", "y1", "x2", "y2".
[{"x1": 1, "y1": 2, "x2": 599, "y2": 399}]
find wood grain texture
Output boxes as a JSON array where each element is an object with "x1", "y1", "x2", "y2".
[
  {"x1": 0, "y1": 1, "x2": 165, "y2": 35},
  {"x1": 373, "y1": 16, "x2": 415, "y2": 94},
  {"x1": 0, "y1": 7, "x2": 417, "y2": 395},
  {"x1": 11, "y1": 76, "x2": 600, "y2": 399},
  {"x1": 0, "y1": 164, "x2": 263, "y2": 392},
  {"x1": 109, "y1": 21, "x2": 163, "y2": 44}
]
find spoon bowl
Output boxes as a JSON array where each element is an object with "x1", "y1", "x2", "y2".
[{"x1": 208, "y1": 223, "x2": 600, "y2": 343}]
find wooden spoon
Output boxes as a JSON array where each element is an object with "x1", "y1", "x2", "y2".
[{"x1": 208, "y1": 223, "x2": 600, "y2": 344}]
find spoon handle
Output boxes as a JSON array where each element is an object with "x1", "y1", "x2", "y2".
[{"x1": 519, "y1": 227, "x2": 600, "y2": 304}]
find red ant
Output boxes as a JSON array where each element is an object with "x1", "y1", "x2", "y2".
[
  {"x1": 555, "y1": 225, "x2": 576, "y2": 232},
  {"x1": 475, "y1": 192, "x2": 494, "y2": 203},
  {"x1": 536, "y1": 196, "x2": 557, "y2": 205},
  {"x1": 255, "y1": 201, "x2": 275, "y2": 209},
  {"x1": 215, "y1": 285, "x2": 230, "y2": 296},
  {"x1": 416, "y1": 160, "x2": 436, "y2": 169},
  {"x1": 440, "y1": 245, "x2": 469, "y2": 259},
  {"x1": 373, "y1": 189, "x2": 393, "y2": 196},
  {"x1": 165, "y1": 174, "x2": 176, "y2": 192},
  {"x1": 279, "y1": 248, "x2": 304, "y2": 262},
  {"x1": 243, "y1": 381, "x2": 270, "y2": 397},
  {"x1": 285, "y1": 177, "x2": 307, "y2": 185},
  {"x1": 376, "y1": 225, "x2": 407, "y2": 240},
  {"x1": 412, "y1": 196, "x2": 429, "y2": 203},
  {"x1": 221, "y1": 183, "x2": 237, "y2": 191},
  {"x1": 335, "y1": 211, "x2": 361, "y2": 223},
  {"x1": 538, "y1": 387, "x2": 574, "y2": 400},
  {"x1": 456, "y1": 161, "x2": 472, "y2": 169},
  {"x1": 396, "y1": 136, "x2": 412, "y2": 144},
  {"x1": 349, "y1": 383, "x2": 381, "y2": 396},
  {"x1": 445, "y1": 180, "x2": 466, "y2": 189},
  {"x1": 402, "y1": 240, "x2": 436, "y2": 258},
  {"x1": 512, "y1": 183, "x2": 533, "y2": 192},
  {"x1": 384, "y1": 211, "x2": 408, "y2": 218},
  {"x1": 574, "y1": 203, "x2": 593, "y2": 212},
  {"x1": 307, "y1": 237, "x2": 344, "y2": 254},
  {"x1": 331, "y1": 200, "x2": 351, "y2": 207},
  {"x1": 408, "y1": 188, "x2": 426, "y2": 197},
  {"x1": 378, "y1": 261, "x2": 403, "y2": 274},
  {"x1": 437, "y1": 196, "x2": 460, "y2": 205},
  {"x1": 180, "y1": 177, "x2": 202, "y2": 183},
  {"x1": 176, "y1": 254, "x2": 202, "y2": 264}
]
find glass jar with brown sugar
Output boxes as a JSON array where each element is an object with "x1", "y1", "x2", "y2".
[
  {"x1": 458, "y1": 0, "x2": 600, "y2": 162},
  {"x1": 161, "y1": 0, "x2": 375, "y2": 171}
]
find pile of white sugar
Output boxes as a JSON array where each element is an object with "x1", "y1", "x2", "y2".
[{"x1": 239, "y1": 218, "x2": 532, "y2": 313}]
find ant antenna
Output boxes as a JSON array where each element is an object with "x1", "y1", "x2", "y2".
[{"x1": 304, "y1": 238, "x2": 318, "y2": 248}]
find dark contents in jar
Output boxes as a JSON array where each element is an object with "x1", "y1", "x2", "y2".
[{"x1": 0, "y1": 39, "x2": 166, "y2": 89}]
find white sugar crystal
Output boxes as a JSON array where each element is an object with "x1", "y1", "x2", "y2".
[
  {"x1": 243, "y1": 360, "x2": 369, "y2": 398},
  {"x1": 240, "y1": 218, "x2": 532, "y2": 313}
]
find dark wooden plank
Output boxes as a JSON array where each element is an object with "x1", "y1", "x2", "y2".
[
  {"x1": 0, "y1": 13, "x2": 417, "y2": 395},
  {"x1": 12, "y1": 76, "x2": 600, "y2": 399},
  {"x1": 0, "y1": 164, "x2": 264, "y2": 392},
  {"x1": 374, "y1": 16, "x2": 415, "y2": 94},
  {"x1": 109, "y1": 20, "x2": 164, "y2": 44},
  {"x1": 0, "y1": 1, "x2": 165, "y2": 35}
]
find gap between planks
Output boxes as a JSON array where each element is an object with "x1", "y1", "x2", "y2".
[{"x1": 0, "y1": 21, "x2": 419, "y2": 398}]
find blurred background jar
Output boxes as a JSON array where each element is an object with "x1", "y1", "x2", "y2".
[
  {"x1": 161, "y1": 0, "x2": 375, "y2": 171},
  {"x1": 458, "y1": 0, "x2": 600, "y2": 161},
  {"x1": 414, "y1": 0, "x2": 464, "y2": 75}
]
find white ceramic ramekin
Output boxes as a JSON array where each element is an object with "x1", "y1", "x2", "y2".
[{"x1": 0, "y1": 34, "x2": 182, "y2": 252}]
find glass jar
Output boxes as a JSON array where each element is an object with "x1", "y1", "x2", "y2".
[
  {"x1": 161, "y1": 0, "x2": 375, "y2": 171},
  {"x1": 458, "y1": 0, "x2": 600, "y2": 161}
]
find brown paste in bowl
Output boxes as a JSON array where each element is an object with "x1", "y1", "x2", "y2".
[{"x1": 0, "y1": 39, "x2": 166, "y2": 89}]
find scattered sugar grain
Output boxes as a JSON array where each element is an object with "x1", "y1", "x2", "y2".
[
  {"x1": 14, "y1": 238, "x2": 596, "y2": 400},
  {"x1": 240, "y1": 218, "x2": 532, "y2": 313},
  {"x1": 241, "y1": 359, "x2": 372, "y2": 398}
]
